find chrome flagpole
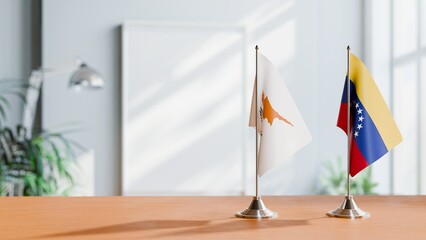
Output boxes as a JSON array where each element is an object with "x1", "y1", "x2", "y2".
[
  {"x1": 327, "y1": 46, "x2": 369, "y2": 219},
  {"x1": 236, "y1": 45, "x2": 277, "y2": 219}
]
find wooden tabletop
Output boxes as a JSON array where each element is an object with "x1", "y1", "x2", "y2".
[{"x1": 1, "y1": 195, "x2": 425, "y2": 240}]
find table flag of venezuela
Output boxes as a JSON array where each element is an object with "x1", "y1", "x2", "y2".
[{"x1": 337, "y1": 53, "x2": 402, "y2": 177}]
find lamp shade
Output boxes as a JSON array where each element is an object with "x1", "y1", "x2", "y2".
[{"x1": 69, "y1": 63, "x2": 104, "y2": 90}]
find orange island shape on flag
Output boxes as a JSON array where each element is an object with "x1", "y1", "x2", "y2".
[
  {"x1": 261, "y1": 91, "x2": 293, "y2": 127},
  {"x1": 249, "y1": 52, "x2": 311, "y2": 176}
]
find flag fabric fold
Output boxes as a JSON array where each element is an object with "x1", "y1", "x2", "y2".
[
  {"x1": 249, "y1": 53, "x2": 311, "y2": 176},
  {"x1": 337, "y1": 52, "x2": 402, "y2": 177}
]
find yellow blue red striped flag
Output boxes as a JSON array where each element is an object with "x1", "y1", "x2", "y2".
[{"x1": 337, "y1": 53, "x2": 402, "y2": 176}]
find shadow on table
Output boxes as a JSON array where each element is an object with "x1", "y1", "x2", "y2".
[
  {"x1": 33, "y1": 220, "x2": 210, "y2": 238},
  {"x1": 34, "y1": 217, "x2": 321, "y2": 239},
  {"x1": 153, "y1": 218, "x2": 312, "y2": 238}
]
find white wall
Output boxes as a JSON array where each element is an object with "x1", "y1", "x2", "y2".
[
  {"x1": 365, "y1": 0, "x2": 426, "y2": 195},
  {"x1": 364, "y1": 0, "x2": 393, "y2": 194},
  {"x1": 42, "y1": 0, "x2": 363, "y2": 195},
  {"x1": 314, "y1": 1, "x2": 364, "y2": 192},
  {"x1": 0, "y1": 0, "x2": 32, "y2": 127}
]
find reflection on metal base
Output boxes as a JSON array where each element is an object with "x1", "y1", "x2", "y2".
[
  {"x1": 236, "y1": 196, "x2": 278, "y2": 219},
  {"x1": 327, "y1": 195, "x2": 370, "y2": 219}
]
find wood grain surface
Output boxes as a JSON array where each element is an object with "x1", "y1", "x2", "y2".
[{"x1": 0, "y1": 196, "x2": 425, "y2": 239}]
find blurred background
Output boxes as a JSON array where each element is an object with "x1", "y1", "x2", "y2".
[{"x1": 0, "y1": 0, "x2": 424, "y2": 196}]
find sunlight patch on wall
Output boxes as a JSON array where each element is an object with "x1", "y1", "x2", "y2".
[{"x1": 393, "y1": 62, "x2": 418, "y2": 194}]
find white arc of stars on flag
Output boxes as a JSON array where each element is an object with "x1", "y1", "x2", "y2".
[{"x1": 352, "y1": 100, "x2": 365, "y2": 138}]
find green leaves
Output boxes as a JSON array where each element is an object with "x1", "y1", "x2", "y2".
[{"x1": 0, "y1": 126, "x2": 80, "y2": 196}]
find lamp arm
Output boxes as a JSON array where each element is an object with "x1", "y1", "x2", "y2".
[
  {"x1": 34, "y1": 61, "x2": 81, "y2": 78},
  {"x1": 21, "y1": 63, "x2": 78, "y2": 136},
  {"x1": 22, "y1": 72, "x2": 43, "y2": 136}
]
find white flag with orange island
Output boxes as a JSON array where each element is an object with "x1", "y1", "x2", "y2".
[{"x1": 249, "y1": 53, "x2": 312, "y2": 176}]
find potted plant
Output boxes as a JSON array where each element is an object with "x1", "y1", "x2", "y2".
[
  {"x1": 0, "y1": 79, "x2": 80, "y2": 196},
  {"x1": 319, "y1": 156, "x2": 378, "y2": 195}
]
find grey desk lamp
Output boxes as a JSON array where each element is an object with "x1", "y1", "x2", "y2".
[
  {"x1": 69, "y1": 63, "x2": 105, "y2": 90},
  {"x1": 22, "y1": 61, "x2": 105, "y2": 136}
]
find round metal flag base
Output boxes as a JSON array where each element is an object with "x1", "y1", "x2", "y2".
[
  {"x1": 327, "y1": 195, "x2": 370, "y2": 219},
  {"x1": 236, "y1": 196, "x2": 278, "y2": 219}
]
